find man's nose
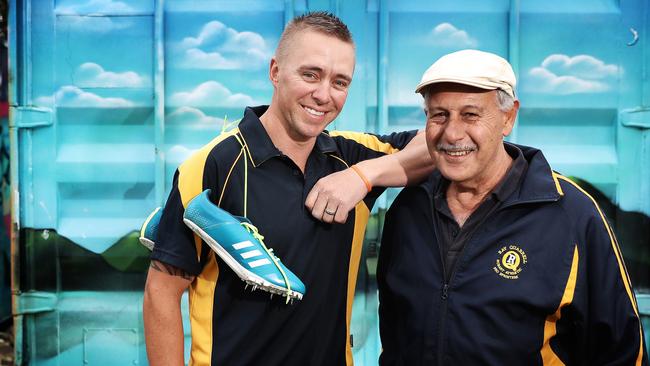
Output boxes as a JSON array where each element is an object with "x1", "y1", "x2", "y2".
[
  {"x1": 311, "y1": 81, "x2": 331, "y2": 105},
  {"x1": 442, "y1": 114, "x2": 465, "y2": 142}
]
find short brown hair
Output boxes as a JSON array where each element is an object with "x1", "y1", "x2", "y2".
[{"x1": 275, "y1": 11, "x2": 354, "y2": 61}]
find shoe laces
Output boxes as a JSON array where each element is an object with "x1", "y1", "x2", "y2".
[{"x1": 241, "y1": 222, "x2": 293, "y2": 303}]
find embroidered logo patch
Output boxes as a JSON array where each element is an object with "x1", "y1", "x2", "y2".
[{"x1": 493, "y1": 245, "x2": 527, "y2": 280}]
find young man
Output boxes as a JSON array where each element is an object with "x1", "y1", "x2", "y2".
[{"x1": 143, "y1": 12, "x2": 430, "y2": 366}]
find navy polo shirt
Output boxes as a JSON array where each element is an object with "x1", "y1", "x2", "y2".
[{"x1": 152, "y1": 106, "x2": 416, "y2": 366}]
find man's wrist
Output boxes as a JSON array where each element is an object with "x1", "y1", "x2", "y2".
[
  {"x1": 353, "y1": 154, "x2": 404, "y2": 188},
  {"x1": 351, "y1": 165, "x2": 372, "y2": 192}
]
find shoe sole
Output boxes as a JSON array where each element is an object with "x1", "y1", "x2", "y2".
[
  {"x1": 183, "y1": 218, "x2": 303, "y2": 301},
  {"x1": 139, "y1": 207, "x2": 161, "y2": 251},
  {"x1": 139, "y1": 237, "x2": 154, "y2": 251}
]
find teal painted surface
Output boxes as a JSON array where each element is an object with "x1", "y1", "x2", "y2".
[{"x1": 9, "y1": 0, "x2": 650, "y2": 364}]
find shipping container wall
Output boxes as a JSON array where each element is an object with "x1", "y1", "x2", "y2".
[{"x1": 8, "y1": 0, "x2": 650, "y2": 365}]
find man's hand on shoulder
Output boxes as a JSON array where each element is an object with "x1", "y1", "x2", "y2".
[{"x1": 305, "y1": 168, "x2": 368, "y2": 224}]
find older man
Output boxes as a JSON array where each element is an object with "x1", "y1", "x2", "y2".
[{"x1": 377, "y1": 49, "x2": 647, "y2": 365}]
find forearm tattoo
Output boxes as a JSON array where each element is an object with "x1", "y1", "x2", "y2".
[{"x1": 150, "y1": 260, "x2": 194, "y2": 281}]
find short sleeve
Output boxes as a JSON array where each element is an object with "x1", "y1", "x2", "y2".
[{"x1": 150, "y1": 170, "x2": 203, "y2": 276}]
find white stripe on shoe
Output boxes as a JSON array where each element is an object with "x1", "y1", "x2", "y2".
[
  {"x1": 248, "y1": 258, "x2": 272, "y2": 268},
  {"x1": 241, "y1": 249, "x2": 262, "y2": 259},
  {"x1": 232, "y1": 240, "x2": 254, "y2": 250}
]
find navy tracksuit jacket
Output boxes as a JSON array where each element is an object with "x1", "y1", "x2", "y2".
[{"x1": 378, "y1": 143, "x2": 647, "y2": 365}]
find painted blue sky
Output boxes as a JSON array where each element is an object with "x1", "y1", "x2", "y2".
[
  {"x1": 34, "y1": 0, "x2": 634, "y2": 176},
  {"x1": 33, "y1": 0, "x2": 629, "y2": 117}
]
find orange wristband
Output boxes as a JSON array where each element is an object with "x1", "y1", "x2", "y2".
[{"x1": 351, "y1": 165, "x2": 372, "y2": 193}]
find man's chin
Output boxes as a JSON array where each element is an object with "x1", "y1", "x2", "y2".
[
  {"x1": 437, "y1": 166, "x2": 471, "y2": 184},
  {"x1": 302, "y1": 120, "x2": 334, "y2": 136},
  {"x1": 290, "y1": 124, "x2": 329, "y2": 141}
]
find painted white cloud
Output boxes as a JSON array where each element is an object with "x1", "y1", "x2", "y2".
[
  {"x1": 169, "y1": 81, "x2": 255, "y2": 107},
  {"x1": 429, "y1": 23, "x2": 477, "y2": 48},
  {"x1": 56, "y1": 0, "x2": 134, "y2": 14},
  {"x1": 540, "y1": 54, "x2": 618, "y2": 79},
  {"x1": 167, "y1": 106, "x2": 222, "y2": 125},
  {"x1": 75, "y1": 63, "x2": 149, "y2": 87},
  {"x1": 178, "y1": 21, "x2": 271, "y2": 70},
  {"x1": 181, "y1": 49, "x2": 240, "y2": 69},
  {"x1": 52, "y1": 85, "x2": 134, "y2": 107},
  {"x1": 527, "y1": 54, "x2": 619, "y2": 94}
]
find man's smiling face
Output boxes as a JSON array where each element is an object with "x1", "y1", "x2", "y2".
[
  {"x1": 270, "y1": 30, "x2": 355, "y2": 142},
  {"x1": 424, "y1": 83, "x2": 517, "y2": 188}
]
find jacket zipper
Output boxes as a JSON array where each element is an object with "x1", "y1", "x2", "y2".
[
  {"x1": 431, "y1": 204, "x2": 449, "y2": 365},
  {"x1": 433, "y1": 202, "x2": 502, "y2": 365},
  {"x1": 438, "y1": 283, "x2": 449, "y2": 365}
]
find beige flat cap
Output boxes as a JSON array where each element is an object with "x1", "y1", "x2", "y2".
[{"x1": 415, "y1": 49, "x2": 516, "y2": 99}]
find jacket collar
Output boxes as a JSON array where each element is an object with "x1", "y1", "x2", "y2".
[{"x1": 505, "y1": 142, "x2": 563, "y2": 205}]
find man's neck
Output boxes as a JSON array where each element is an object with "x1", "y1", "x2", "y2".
[
  {"x1": 446, "y1": 147, "x2": 513, "y2": 226},
  {"x1": 259, "y1": 106, "x2": 316, "y2": 172}
]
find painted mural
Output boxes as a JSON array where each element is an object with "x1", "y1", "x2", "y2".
[{"x1": 7, "y1": 0, "x2": 650, "y2": 365}]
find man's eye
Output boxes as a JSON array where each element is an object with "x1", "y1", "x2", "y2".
[
  {"x1": 334, "y1": 79, "x2": 349, "y2": 89},
  {"x1": 303, "y1": 72, "x2": 317, "y2": 80},
  {"x1": 429, "y1": 113, "x2": 446, "y2": 123}
]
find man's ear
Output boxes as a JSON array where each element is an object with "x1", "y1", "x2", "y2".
[
  {"x1": 269, "y1": 57, "x2": 279, "y2": 86},
  {"x1": 502, "y1": 100, "x2": 520, "y2": 137}
]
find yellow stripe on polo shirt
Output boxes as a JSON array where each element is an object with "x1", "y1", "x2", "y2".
[
  {"x1": 329, "y1": 131, "x2": 400, "y2": 154},
  {"x1": 345, "y1": 202, "x2": 371, "y2": 366}
]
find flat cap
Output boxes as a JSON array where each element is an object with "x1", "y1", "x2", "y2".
[{"x1": 415, "y1": 49, "x2": 516, "y2": 98}]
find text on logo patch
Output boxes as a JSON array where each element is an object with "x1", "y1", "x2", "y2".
[{"x1": 493, "y1": 245, "x2": 527, "y2": 280}]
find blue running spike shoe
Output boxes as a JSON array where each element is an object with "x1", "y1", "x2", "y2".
[
  {"x1": 183, "y1": 190, "x2": 306, "y2": 302},
  {"x1": 140, "y1": 207, "x2": 162, "y2": 251}
]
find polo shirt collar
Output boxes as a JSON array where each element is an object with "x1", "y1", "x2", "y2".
[
  {"x1": 238, "y1": 106, "x2": 282, "y2": 166},
  {"x1": 238, "y1": 105, "x2": 340, "y2": 166},
  {"x1": 316, "y1": 130, "x2": 339, "y2": 154}
]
